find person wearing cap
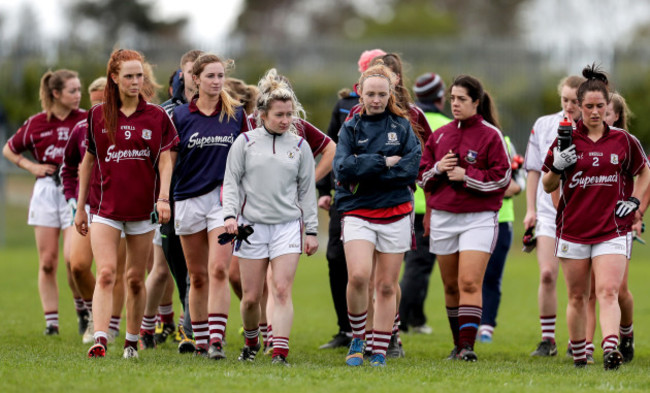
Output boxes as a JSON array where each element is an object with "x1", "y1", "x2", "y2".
[
  {"x1": 397, "y1": 72, "x2": 451, "y2": 335},
  {"x1": 316, "y1": 48, "x2": 386, "y2": 350}
]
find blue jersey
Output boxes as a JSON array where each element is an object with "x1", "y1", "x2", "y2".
[{"x1": 172, "y1": 99, "x2": 251, "y2": 201}]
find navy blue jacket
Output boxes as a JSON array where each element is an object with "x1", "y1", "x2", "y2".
[{"x1": 333, "y1": 110, "x2": 421, "y2": 212}]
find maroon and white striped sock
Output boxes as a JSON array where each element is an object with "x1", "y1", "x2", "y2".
[
  {"x1": 267, "y1": 324, "x2": 274, "y2": 346},
  {"x1": 393, "y1": 314, "x2": 402, "y2": 345},
  {"x1": 140, "y1": 315, "x2": 156, "y2": 336},
  {"x1": 45, "y1": 311, "x2": 59, "y2": 327},
  {"x1": 619, "y1": 323, "x2": 633, "y2": 337},
  {"x1": 458, "y1": 305, "x2": 482, "y2": 349},
  {"x1": 260, "y1": 323, "x2": 269, "y2": 345},
  {"x1": 372, "y1": 330, "x2": 391, "y2": 356},
  {"x1": 73, "y1": 297, "x2": 86, "y2": 312},
  {"x1": 601, "y1": 335, "x2": 619, "y2": 355},
  {"x1": 540, "y1": 315, "x2": 556, "y2": 343},
  {"x1": 586, "y1": 341, "x2": 595, "y2": 356},
  {"x1": 347, "y1": 310, "x2": 367, "y2": 340},
  {"x1": 446, "y1": 306, "x2": 459, "y2": 346},
  {"x1": 192, "y1": 320, "x2": 210, "y2": 350},
  {"x1": 158, "y1": 303, "x2": 174, "y2": 324},
  {"x1": 109, "y1": 315, "x2": 121, "y2": 335},
  {"x1": 272, "y1": 336, "x2": 289, "y2": 358},
  {"x1": 244, "y1": 327, "x2": 260, "y2": 347},
  {"x1": 83, "y1": 299, "x2": 93, "y2": 314},
  {"x1": 124, "y1": 332, "x2": 138, "y2": 350},
  {"x1": 366, "y1": 330, "x2": 374, "y2": 353},
  {"x1": 208, "y1": 313, "x2": 228, "y2": 344},
  {"x1": 571, "y1": 339, "x2": 587, "y2": 364}
]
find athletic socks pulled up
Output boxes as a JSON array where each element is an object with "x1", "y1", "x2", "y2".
[
  {"x1": 192, "y1": 320, "x2": 210, "y2": 350},
  {"x1": 372, "y1": 330, "x2": 391, "y2": 356},
  {"x1": 124, "y1": 332, "x2": 139, "y2": 350},
  {"x1": 347, "y1": 311, "x2": 367, "y2": 340},
  {"x1": 158, "y1": 303, "x2": 174, "y2": 324},
  {"x1": 601, "y1": 335, "x2": 619, "y2": 355},
  {"x1": 208, "y1": 313, "x2": 228, "y2": 344},
  {"x1": 272, "y1": 336, "x2": 289, "y2": 358},
  {"x1": 45, "y1": 311, "x2": 59, "y2": 327},
  {"x1": 244, "y1": 327, "x2": 260, "y2": 347},
  {"x1": 619, "y1": 323, "x2": 633, "y2": 338},
  {"x1": 446, "y1": 307, "x2": 459, "y2": 346},
  {"x1": 140, "y1": 315, "x2": 156, "y2": 335},
  {"x1": 571, "y1": 339, "x2": 587, "y2": 364},
  {"x1": 540, "y1": 315, "x2": 557, "y2": 344},
  {"x1": 458, "y1": 305, "x2": 482, "y2": 349}
]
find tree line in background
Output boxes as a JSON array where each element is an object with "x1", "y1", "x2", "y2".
[{"x1": 2, "y1": 0, "x2": 650, "y2": 152}]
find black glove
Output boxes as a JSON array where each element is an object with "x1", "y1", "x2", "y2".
[
  {"x1": 522, "y1": 226, "x2": 536, "y2": 253},
  {"x1": 615, "y1": 197, "x2": 640, "y2": 218},
  {"x1": 218, "y1": 224, "x2": 255, "y2": 249}
]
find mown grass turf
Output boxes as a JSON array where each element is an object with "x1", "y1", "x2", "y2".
[{"x1": 1, "y1": 178, "x2": 650, "y2": 392}]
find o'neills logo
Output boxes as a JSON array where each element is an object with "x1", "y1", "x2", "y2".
[
  {"x1": 44, "y1": 145, "x2": 65, "y2": 160},
  {"x1": 187, "y1": 132, "x2": 235, "y2": 149},
  {"x1": 105, "y1": 145, "x2": 150, "y2": 162},
  {"x1": 568, "y1": 170, "x2": 618, "y2": 189}
]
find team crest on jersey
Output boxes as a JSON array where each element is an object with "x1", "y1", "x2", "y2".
[
  {"x1": 561, "y1": 243, "x2": 569, "y2": 253},
  {"x1": 610, "y1": 154, "x2": 619, "y2": 164},
  {"x1": 142, "y1": 129, "x2": 152, "y2": 140},
  {"x1": 287, "y1": 151, "x2": 295, "y2": 159},
  {"x1": 386, "y1": 132, "x2": 399, "y2": 146},
  {"x1": 465, "y1": 150, "x2": 478, "y2": 163}
]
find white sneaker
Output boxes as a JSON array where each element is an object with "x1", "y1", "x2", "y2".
[
  {"x1": 82, "y1": 314, "x2": 94, "y2": 344},
  {"x1": 411, "y1": 324, "x2": 433, "y2": 334},
  {"x1": 123, "y1": 346, "x2": 139, "y2": 359}
]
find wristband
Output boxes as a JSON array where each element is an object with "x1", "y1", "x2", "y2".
[
  {"x1": 224, "y1": 215, "x2": 236, "y2": 221},
  {"x1": 550, "y1": 165, "x2": 562, "y2": 174},
  {"x1": 305, "y1": 232, "x2": 318, "y2": 236},
  {"x1": 157, "y1": 198, "x2": 170, "y2": 204}
]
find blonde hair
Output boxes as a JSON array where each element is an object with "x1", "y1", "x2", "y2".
[
  {"x1": 39, "y1": 69, "x2": 79, "y2": 120},
  {"x1": 88, "y1": 77, "x2": 107, "y2": 94},
  {"x1": 225, "y1": 77, "x2": 259, "y2": 115},
  {"x1": 609, "y1": 92, "x2": 633, "y2": 130},
  {"x1": 256, "y1": 68, "x2": 305, "y2": 134},
  {"x1": 191, "y1": 53, "x2": 241, "y2": 122}
]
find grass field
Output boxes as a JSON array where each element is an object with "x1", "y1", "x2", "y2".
[{"x1": 1, "y1": 174, "x2": 650, "y2": 393}]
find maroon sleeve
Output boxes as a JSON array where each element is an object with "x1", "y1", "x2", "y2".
[
  {"x1": 463, "y1": 131, "x2": 511, "y2": 194},
  {"x1": 411, "y1": 106, "x2": 433, "y2": 143},
  {"x1": 61, "y1": 123, "x2": 83, "y2": 201},
  {"x1": 86, "y1": 109, "x2": 97, "y2": 156},
  {"x1": 160, "y1": 110, "x2": 179, "y2": 152},
  {"x1": 418, "y1": 131, "x2": 443, "y2": 192},
  {"x1": 542, "y1": 138, "x2": 559, "y2": 173},
  {"x1": 7, "y1": 119, "x2": 31, "y2": 155},
  {"x1": 297, "y1": 119, "x2": 331, "y2": 157},
  {"x1": 345, "y1": 104, "x2": 362, "y2": 122},
  {"x1": 240, "y1": 111, "x2": 253, "y2": 133},
  {"x1": 627, "y1": 133, "x2": 648, "y2": 176}
]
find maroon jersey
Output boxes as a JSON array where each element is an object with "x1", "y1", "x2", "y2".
[
  {"x1": 60, "y1": 120, "x2": 100, "y2": 207},
  {"x1": 543, "y1": 121, "x2": 648, "y2": 244},
  {"x1": 419, "y1": 114, "x2": 511, "y2": 213},
  {"x1": 248, "y1": 114, "x2": 331, "y2": 157},
  {"x1": 87, "y1": 99, "x2": 179, "y2": 221},
  {"x1": 7, "y1": 109, "x2": 87, "y2": 169}
]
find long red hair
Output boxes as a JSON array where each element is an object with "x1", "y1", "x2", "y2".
[{"x1": 103, "y1": 49, "x2": 144, "y2": 144}]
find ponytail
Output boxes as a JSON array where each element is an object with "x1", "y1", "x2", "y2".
[{"x1": 39, "y1": 69, "x2": 78, "y2": 121}]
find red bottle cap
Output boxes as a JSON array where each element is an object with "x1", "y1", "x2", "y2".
[{"x1": 560, "y1": 117, "x2": 572, "y2": 126}]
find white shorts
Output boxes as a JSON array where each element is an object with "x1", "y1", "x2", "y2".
[
  {"x1": 90, "y1": 214, "x2": 157, "y2": 236},
  {"x1": 342, "y1": 215, "x2": 412, "y2": 253},
  {"x1": 556, "y1": 233, "x2": 632, "y2": 260},
  {"x1": 233, "y1": 217, "x2": 302, "y2": 260},
  {"x1": 429, "y1": 209, "x2": 498, "y2": 255},
  {"x1": 174, "y1": 186, "x2": 224, "y2": 236},
  {"x1": 28, "y1": 177, "x2": 71, "y2": 229},
  {"x1": 152, "y1": 226, "x2": 163, "y2": 246},
  {"x1": 536, "y1": 217, "x2": 557, "y2": 239}
]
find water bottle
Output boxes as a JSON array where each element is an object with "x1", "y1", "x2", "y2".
[{"x1": 557, "y1": 117, "x2": 573, "y2": 151}]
